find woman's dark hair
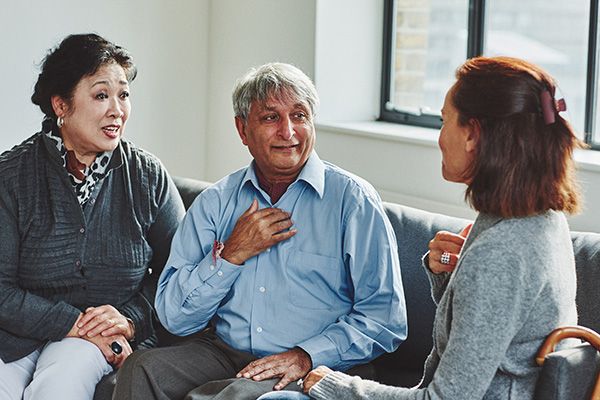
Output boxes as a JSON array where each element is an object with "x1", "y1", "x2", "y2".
[
  {"x1": 31, "y1": 33, "x2": 137, "y2": 118},
  {"x1": 452, "y1": 56, "x2": 583, "y2": 217}
]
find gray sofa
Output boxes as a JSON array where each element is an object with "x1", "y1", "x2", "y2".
[{"x1": 94, "y1": 176, "x2": 600, "y2": 398}]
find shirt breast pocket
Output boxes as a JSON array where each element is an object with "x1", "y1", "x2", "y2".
[{"x1": 286, "y1": 249, "x2": 343, "y2": 310}]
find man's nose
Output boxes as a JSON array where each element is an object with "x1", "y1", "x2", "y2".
[{"x1": 278, "y1": 117, "x2": 295, "y2": 140}]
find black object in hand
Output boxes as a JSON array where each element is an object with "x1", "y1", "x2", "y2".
[{"x1": 110, "y1": 341, "x2": 123, "y2": 355}]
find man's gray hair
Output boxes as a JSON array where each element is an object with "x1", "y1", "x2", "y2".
[{"x1": 232, "y1": 62, "x2": 319, "y2": 121}]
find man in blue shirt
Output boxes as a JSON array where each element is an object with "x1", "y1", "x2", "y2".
[{"x1": 113, "y1": 63, "x2": 406, "y2": 400}]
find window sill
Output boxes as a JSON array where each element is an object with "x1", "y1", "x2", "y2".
[{"x1": 316, "y1": 120, "x2": 600, "y2": 173}]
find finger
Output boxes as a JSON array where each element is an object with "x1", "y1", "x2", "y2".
[
  {"x1": 459, "y1": 223, "x2": 473, "y2": 237},
  {"x1": 114, "y1": 343, "x2": 133, "y2": 369},
  {"x1": 78, "y1": 307, "x2": 104, "y2": 327},
  {"x1": 270, "y1": 218, "x2": 294, "y2": 233},
  {"x1": 238, "y1": 357, "x2": 277, "y2": 379},
  {"x1": 83, "y1": 316, "x2": 116, "y2": 337},
  {"x1": 252, "y1": 208, "x2": 291, "y2": 224},
  {"x1": 100, "y1": 323, "x2": 129, "y2": 337},
  {"x1": 236, "y1": 360, "x2": 261, "y2": 378},
  {"x1": 430, "y1": 241, "x2": 463, "y2": 255},
  {"x1": 270, "y1": 228, "x2": 297, "y2": 244},
  {"x1": 245, "y1": 361, "x2": 274, "y2": 379},
  {"x1": 433, "y1": 231, "x2": 466, "y2": 246},
  {"x1": 253, "y1": 366, "x2": 283, "y2": 382},
  {"x1": 242, "y1": 198, "x2": 259, "y2": 216},
  {"x1": 274, "y1": 374, "x2": 294, "y2": 390},
  {"x1": 99, "y1": 346, "x2": 115, "y2": 364}
]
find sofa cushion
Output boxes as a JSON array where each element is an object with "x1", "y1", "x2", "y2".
[{"x1": 534, "y1": 343, "x2": 600, "y2": 400}]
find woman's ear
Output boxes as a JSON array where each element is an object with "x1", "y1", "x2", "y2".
[
  {"x1": 50, "y1": 95, "x2": 68, "y2": 118},
  {"x1": 465, "y1": 118, "x2": 481, "y2": 153}
]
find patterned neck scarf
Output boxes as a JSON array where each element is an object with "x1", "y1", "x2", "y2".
[{"x1": 42, "y1": 118, "x2": 113, "y2": 206}]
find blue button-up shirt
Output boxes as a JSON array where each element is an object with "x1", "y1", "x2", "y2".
[{"x1": 156, "y1": 153, "x2": 407, "y2": 370}]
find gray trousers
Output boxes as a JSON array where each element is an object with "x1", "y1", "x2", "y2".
[{"x1": 112, "y1": 331, "x2": 303, "y2": 400}]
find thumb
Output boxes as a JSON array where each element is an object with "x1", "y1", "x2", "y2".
[
  {"x1": 243, "y1": 198, "x2": 259, "y2": 215},
  {"x1": 459, "y1": 223, "x2": 473, "y2": 238}
]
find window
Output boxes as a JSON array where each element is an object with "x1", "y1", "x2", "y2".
[{"x1": 380, "y1": 0, "x2": 600, "y2": 149}]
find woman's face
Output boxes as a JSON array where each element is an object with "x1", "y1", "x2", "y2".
[
  {"x1": 53, "y1": 63, "x2": 131, "y2": 165},
  {"x1": 439, "y1": 86, "x2": 478, "y2": 184}
]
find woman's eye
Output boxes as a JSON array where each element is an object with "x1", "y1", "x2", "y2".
[
  {"x1": 294, "y1": 112, "x2": 307, "y2": 120},
  {"x1": 96, "y1": 93, "x2": 108, "y2": 100},
  {"x1": 120, "y1": 91, "x2": 130, "y2": 99}
]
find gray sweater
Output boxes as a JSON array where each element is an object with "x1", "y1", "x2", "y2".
[
  {"x1": 0, "y1": 132, "x2": 185, "y2": 362},
  {"x1": 310, "y1": 211, "x2": 577, "y2": 400}
]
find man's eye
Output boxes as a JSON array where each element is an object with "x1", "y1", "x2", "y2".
[
  {"x1": 96, "y1": 93, "x2": 108, "y2": 100},
  {"x1": 264, "y1": 114, "x2": 277, "y2": 121},
  {"x1": 294, "y1": 113, "x2": 307, "y2": 120}
]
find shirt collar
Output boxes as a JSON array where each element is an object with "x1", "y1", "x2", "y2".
[{"x1": 240, "y1": 151, "x2": 325, "y2": 200}]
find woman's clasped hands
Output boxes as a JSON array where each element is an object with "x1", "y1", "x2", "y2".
[{"x1": 69, "y1": 305, "x2": 134, "y2": 368}]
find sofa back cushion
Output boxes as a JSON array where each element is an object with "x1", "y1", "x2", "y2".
[
  {"x1": 376, "y1": 203, "x2": 470, "y2": 374},
  {"x1": 571, "y1": 232, "x2": 600, "y2": 333}
]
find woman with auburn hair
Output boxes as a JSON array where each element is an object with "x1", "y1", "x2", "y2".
[{"x1": 292, "y1": 56, "x2": 582, "y2": 399}]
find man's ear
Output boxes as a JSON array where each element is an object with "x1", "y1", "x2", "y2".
[
  {"x1": 235, "y1": 116, "x2": 248, "y2": 146},
  {"x1": 465, "y1": 118, "x2": 481, "y2": 153},
  {"x1": 50, "y1": 95, "x2": 68, "y2": 118}
]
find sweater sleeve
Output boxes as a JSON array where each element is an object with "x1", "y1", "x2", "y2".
[
  {"x1": 117, "y1": 169, "x2": 185, "y2": 346},
  {"x1": 0, "y1": 179, "x2": 81, "y2": 342},
  {"x1": 421, "y1": 252, "x2": 451, "y2": 304},
  {"x1": 312, "y1": 234, "x2": 542, "y2": 400}
]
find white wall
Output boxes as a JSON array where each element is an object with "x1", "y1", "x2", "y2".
[
  {"x1": 0, "y1": 0, "x2": 208, "y2": 178},
  {"x1": 204, "y1": 0, "x2": 317, "y2": 182},
  {"x1": 2, "y1": 0, "x2": 598, "y2": 232}
]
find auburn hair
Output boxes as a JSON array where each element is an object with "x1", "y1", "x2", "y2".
[{"x1": 452, "y1": 56, "x2": 583, "y2": 217}]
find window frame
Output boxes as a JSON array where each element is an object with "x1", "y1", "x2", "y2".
[{"x1": 379, "y1": 0, "x2": 600, "y2": 149}]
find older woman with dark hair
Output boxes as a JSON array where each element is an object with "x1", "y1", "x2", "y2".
[
  {"x1": 0, "y1": 33, "x2": 184, "y2": 399},
  {"x1": 297, "y1": 57, "x2": 582, "y2": 399}
]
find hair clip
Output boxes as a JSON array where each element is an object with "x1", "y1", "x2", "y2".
[{"x1": 540, "y1": 89, "x2": 567, "y2": 125}]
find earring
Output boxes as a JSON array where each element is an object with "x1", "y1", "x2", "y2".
[{"x1": 57, "y1": 116, "x2": 64, "y2": 128}]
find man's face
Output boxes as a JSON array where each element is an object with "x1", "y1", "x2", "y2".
[{"x1": 236, "y1": 93, "x2": 315, "y2": 182}]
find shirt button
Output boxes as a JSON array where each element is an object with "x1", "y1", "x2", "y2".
[
  {"x1": 210, "y1": 265, "x2": 215, "y2": 270},
  {"x1": 89, "y1": 199, "x2": 95, "y2": 204},
  {"x1": 259, "y1": 287, "x2": 266, "y2": 293},
  {"x1": 75, "y1": 260, "x2": 81, "y2": 267},
  {"x1": 217, "y1": 271, "x2": 223, "y2": 277},
  {"x1": 266, "y1": 248, "x2": 271, "y2": 253},
  {"x1": 79, "y1": 227, "x2": 85, "y2": 234},
  {"x1": 256, "y1": 327, "x2": 263, "y2": 333}
]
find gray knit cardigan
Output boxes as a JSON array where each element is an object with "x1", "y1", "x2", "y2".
[
  {"x1": 310, "y1": 211, "x2": 577, "y2": 400},
  {"x1": 0, "y1": 132, "x2": 185, "y2": 362}
]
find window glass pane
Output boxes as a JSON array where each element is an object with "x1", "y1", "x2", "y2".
[
  {"x1": 389, "y1": 0, "x2": 468, "y2": 115},
  {"x1": 483, "y1": 0, "x2": 590, "y2": 138}
]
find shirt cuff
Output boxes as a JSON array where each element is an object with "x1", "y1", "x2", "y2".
[
  {"x1": 196, "y1": 256, "x2": 242, "y2": 288},
  {"x1": 297, "y1": 334, "x2": 339, "y2": 369}
]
